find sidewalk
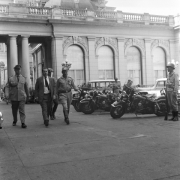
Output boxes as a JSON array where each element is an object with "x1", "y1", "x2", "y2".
[{"x1": 0, "y1": 101, "x2": 180, "y2": 180}]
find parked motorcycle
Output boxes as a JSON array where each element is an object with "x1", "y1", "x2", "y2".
[
  {"x1": 80, "y1": 89, "x2": 117, "y2": 114},
  {"x1": 110, "y1": 86, "x2": 167, "y2": 119},
  {"x1": 71, "y1": 87, "x2": 91, "y2": 112}
]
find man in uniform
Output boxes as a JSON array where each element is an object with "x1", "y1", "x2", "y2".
[
  {"x1": 35, "y1": 68, "x2": 56, "y2": 127},
  {"x1": 56, "y1": 61, "x2": 78, "y2": 125},
  {"x1": 9, "y1": 65, "x2": 29, "y2": 128},
  {"x1": 48, "y1": 68, "x2": 58, "y2": 120},
  {"x1": 166, "y1": 63, "x2": 179, "y2": 121},
  {"x1": 109, "y1": 77, "x2": 121, "y2": 94}
]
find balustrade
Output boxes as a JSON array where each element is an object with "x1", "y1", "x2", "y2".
[
  {"x1": 0, "y1": 5, "x2": 8, "y2": 13},
  {"x1": 123, "y1": 13, "x2": 143, "y2": 21},
  {"x1": 28, "y1": 7, "x2": 50, "y2": 15},
  {"x1": 0, "y1": 3, "x2": 174, "y2": 26},
  {"x1": 62, "y1": 9, "x2": 87, "y2": 17},
  {"x1": 150, "y1": 15, "x2": 167, "y2": 23},
  {"x1": 95, "y1": 11, "x2": 117, "y2": 19}
]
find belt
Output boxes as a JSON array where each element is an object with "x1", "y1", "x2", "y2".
[{"x1": 59, "y1": 90, "x2": 71, "y2": 93}]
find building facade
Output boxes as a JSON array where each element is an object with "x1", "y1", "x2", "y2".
[{"x1": 0, "y1": 0, "x2": 180, "y2": 88}]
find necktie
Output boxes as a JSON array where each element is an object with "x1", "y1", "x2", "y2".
[
  {"x1": 17, "y1": 76, "x2": 19, "y2": 82},
  {"x1": 45, "y1": 77, "x2": 49, "y2": 90}
]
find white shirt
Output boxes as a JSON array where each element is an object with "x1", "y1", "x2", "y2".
[{"x1": 43, "y1": 76, "x2": 50, "y2": 94}]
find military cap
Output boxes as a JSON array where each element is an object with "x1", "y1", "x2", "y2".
[
  {"x1": 166, "y1": 63, "x2": 175, "y2": 69},
  {"x1": 62, "y1": 61, "x2": 72, "y2": 71},
  {"x1": 14, "y1": 65, "x2": 21, "y2": 69}
]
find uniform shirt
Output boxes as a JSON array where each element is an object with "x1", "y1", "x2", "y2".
[
  {"x1": 43, "y1": 76, "x2": 50, "y2": 94},
  {"x1": 9, "y1": 74, "x2": 28, "y2": 101},
  {"x1": 56, "y1": 76, "x2": 77, "y2": 93},
  {"x1": 166, "y1": 71, "x2": 179, "y2": 92},
  {"x1": 110, "y1": 81, "x2": 121, "y2": 93}
]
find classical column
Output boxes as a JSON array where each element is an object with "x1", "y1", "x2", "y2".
[
  {"x1": 21, "y1": 36, "x2": 30, "y2": 86},
  {"x1": 6, "y1": 41, "x2": 10, "y2": 79},
  {"x1": 144, "y1": 39, "x2": 154, "y2": 85},
  {"x1": 51, "y1": 36, "x2": 64, "y2": 79},
  {"x1": 84, "y1": 55, "x2": 89, "y2": 82},
  {"x1": 45, "y1": 37, "x2": 52, "y2": 68},
  {"x1": 17, "y1": 37, "x2": 22, "y2": 66},
  {"x1": 117, "y1": 37, "x2": 126, "y2": 84},
  {"x1": 87, "y1": 36, "x2": 98, "y2": 80},
  {"x1": 9, "y1": 35, "x2": 18, "y2": 77}
]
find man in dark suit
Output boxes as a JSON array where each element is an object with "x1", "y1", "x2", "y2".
[{"x1": 35, "y1": 68, "x2": 56, "y2": 127}]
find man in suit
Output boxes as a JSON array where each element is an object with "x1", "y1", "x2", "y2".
[
  {"x1": 48, "y1": 68, "x2": 58, "y2": 120},
  {"x1": 35, "y1": 68, "x2": 56, "y2": 127},
  {"x1": 9, "y1": 65, "x2": 29, "y2": 128}
]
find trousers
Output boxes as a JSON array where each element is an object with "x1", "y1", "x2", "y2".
[
  {"x1": 40, "y1": 94, "x2": 52, "y2": 121},
  {"x1": 58, "y1": 92, "x2": 72, "y2": 111},
  {"x1": 167, "y1": 91, "x2": 178, "y2": 111},
  {"x1": 11, "y1": 101, "x2": 26, "y2": 123}
]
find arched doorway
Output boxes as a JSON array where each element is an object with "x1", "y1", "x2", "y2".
[
  {"x1": 126, "y1": 46, "x2": 142, "y2": 85},
  {"x1": 98, "y1": 46, "x2": 114, "y2": 80},
  {"x1": 152, "y1": 47, "x2": 166, "y2": 82},
  {"x1": 66, "y1": 45, "x2": 84, "y2": 86}
]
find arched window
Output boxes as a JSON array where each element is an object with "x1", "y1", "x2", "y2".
[
  {"x1": 152, "y1": 47, "x2": 166, "y2": 81},
  {"x1": 98, "y1": 46, "x2": 114, "y2": 80},
  {"x1": 126, "y1": 47, "x2": 141, "y2": 85},
  {"x1": 66, "y1": 45, "x2": 84, "y2": 86}
]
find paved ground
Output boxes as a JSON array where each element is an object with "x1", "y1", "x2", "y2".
[{"x1": 0, "y1": 101, "x2": 180, "y2": 180}]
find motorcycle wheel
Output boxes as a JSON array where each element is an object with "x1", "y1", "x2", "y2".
[
  {"x1": 110, "y1": 106, "x2": 125, "y2": 119},
  {"x1": 73, "y1": 101, "x2": 81, "y2": 112},
  {"x1": 155, "y1": 101, "x2": 167, "y2": 116},
  {"x1": 81, "y1": 102, "x2": 94, "y2": 114}
]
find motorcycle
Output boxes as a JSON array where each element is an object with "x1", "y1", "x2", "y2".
[
  {"x1": 71, "y1": 87, "x2": 91, "y2": 112},
  {"x1": 110, "y1": 87, "x2": 167, "y2": 119},
  {"x1": 80, "y1": 89, "x2": 117, "y2": 114}
]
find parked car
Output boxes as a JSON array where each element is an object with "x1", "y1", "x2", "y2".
[{"x1": 137, "y1": 78, "x2": 180, "y2": 98}]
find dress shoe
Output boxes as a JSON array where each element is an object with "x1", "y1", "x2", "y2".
[
  {"x1": 44, "y1": 120, "x2": 49, "y2": 127},
  {"x1": 12, "y1": 121, "x2": 17, "y2": 126},
  {"x1": 0, "y1": 127, "x2": 2, "y2": 129},
  {"x1": 50, "y1": 116, "x2": 54, "y2": 120},
  {"x1": 21, "y1": 123, "x2": 27, "y2": 128},
  {"x1": 64, "y1": 117, "x2": 70, "y2": 125}
]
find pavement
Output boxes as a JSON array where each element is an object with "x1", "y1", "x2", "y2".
[{"x1": 0, "y1": 101, "x2": 180, "y2": 180}]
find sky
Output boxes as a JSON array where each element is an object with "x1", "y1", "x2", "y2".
[{"x1": 106, "y1": 0, "x2": 180, "y2": 16}]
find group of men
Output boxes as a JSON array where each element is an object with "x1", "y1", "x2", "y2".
[
  {"x1": 8, "y1": 61, "x2": 78, "y2": 128},
  {"x1": 6, "y1": 60, "x2": 179, "y2": 129}
]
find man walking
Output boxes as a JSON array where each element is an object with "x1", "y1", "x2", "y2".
[
  {"x1": 56, "y1": 61, "x2": 78, "y2": 125},
  {"x1": 48, "y1": 68, "x2": 58, "y2": 120},
  {"x1": 35, "y1": 68, "x2": 56, "y2": 127},
  {"x1": 9, "y1": 65, "x2": 29, "y2": 128},
  {"x1": 166, "y1": 63, "x2": 179, "y2": 121}
]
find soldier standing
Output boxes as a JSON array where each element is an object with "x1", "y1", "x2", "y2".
[
  {"x1": 166, "y1": 63, "x2": 179, "y2": 121},
  {"x1": 48, "y1": 68, "x2": 58, "y2": 120},
  {"x1": 9, "y1": 65, "x2": 29, "y2": 128},
  {"x1": 109, "y1": 77, "x2": 121, "y2": 94},
  {"x1": 56, "y1": 61, "x2": 78, "y2": 125}
]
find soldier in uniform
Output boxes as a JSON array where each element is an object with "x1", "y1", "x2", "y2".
[
  {"x1": 109, "y1": 77, "x2": 121, "y2": 94},
  {"x1": 56, "y1": 61, "x2": 78, "y2": 125},
  {"x1": 48, "y1": 68, "x2": 58, "y2": 120},
  {"x1": 9, "y1": 65, "x2": 29, "y2": 128},
  {"x1": 166, "y1": 63, "x2": 179, "y2": 121}
]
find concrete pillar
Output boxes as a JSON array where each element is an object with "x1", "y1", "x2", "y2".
[
  {"x1": 9, "y1": 35, "x2": 18, "y2": 77},
  {"x1": 45, "y1": 37, "x2": 52, "y2": 68},
  {"x1": 144, "y1": 39, "x2": 154, "y2": 85},
  {"x1": 6, "y1": 41, "x2": 10, "y2": 79},
  {"x1": 174, "y1": 38, "x2": 180, "y2": 75},
  {"x1": 51, "y1": 36, "x2": 64, "y2": 79},
  {"x1": 87, "y1": 36, "x2": 98, "y2": 80},
  {"x1": 21, "y1": 36, "x2": 30, "y2": 87},
  {"x1": 17, "y1": 37, "x2": 22, "y2": 66},
  {"x1": 114, "y1": 56, "x2": 119, "y2": 80},
  {"x1": 117, "y1": 37, "x2": 127, "y2": 85},
  {"x1": 142, "y1": 56, "x2": 147, "y2": 85}
]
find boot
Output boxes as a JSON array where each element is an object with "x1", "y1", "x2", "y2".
[
  {"x1": 172, "y1": 111, "x2": 179, "y2": 121},
  {"x1": 63, "y1": 110, "x2": 70, "y2": 125},
  {"x1": 168, "y1": 111, "x2": 175, "y2": 121}
]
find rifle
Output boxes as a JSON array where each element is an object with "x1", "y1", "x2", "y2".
[{"x1": 164, "y1": 87, "x2": 169, "y2": 120}]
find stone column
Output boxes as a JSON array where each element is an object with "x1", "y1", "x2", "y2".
[
  {"x1": 117, "y1": 37, "x2": 126, "y2": 84},
  {"x1": 9, "y1": 35, "x2": 18, "y2": 77},
  {"x1": 6, "y1": 40, "x2": 10, "y2": 79},
  {"x1": 45, "y1": 37, "x2": 52, "y2": 68},
  {"x1": 144, "y1": 39, "x2": 154, "y2": 85},
  {"x1": 142, "y1": 56, "x2": 147, "y2": 85},
  {"x1": 84, "y1": 55, "x2": 89, "y2": 82},
  {"x1": 21, "y1": 36, "x2": 30, "y2": 86},
  {"x1": 51, "y1": 36, "x2": 64, "y2": 79},
  {"x1": 87, "y1": 36, "x2": 98, "y2": 80},
  {"x1": 17, "y1": 37, "x2": 22, "y2": 66}
]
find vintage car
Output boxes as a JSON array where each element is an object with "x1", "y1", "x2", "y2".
[{"x1": 137, "y1": 78, "x2": 180, "y2": 98}]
